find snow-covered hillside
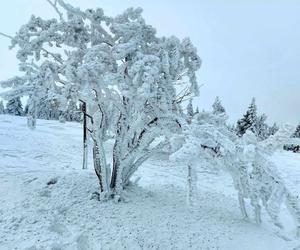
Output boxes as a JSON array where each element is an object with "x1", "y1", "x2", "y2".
[{"x1": 0, "y1": 115, "x2": 299, "y2": 250}]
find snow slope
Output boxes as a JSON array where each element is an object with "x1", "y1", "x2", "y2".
[{"x1": 0, "y1": 115, "x2": 299, "y2": 250}]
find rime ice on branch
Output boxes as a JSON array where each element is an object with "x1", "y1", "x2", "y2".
[
  {"x1": 172, "y1": 111, "x2": 300, "y2": 237},
  {"x1": 0, "y1": 0, "x2": 201, "y2": 199}
]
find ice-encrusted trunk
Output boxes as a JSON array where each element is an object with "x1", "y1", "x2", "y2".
[
  {"x1": 110, "y1": 111, "x2": 125, "y2": 195},
  {"x1": 27, "y1": 113, "x2": 36, "y2": 130},
  {"x1": 108, "y1": 109, "x2": 176, "y2": 197},
  {"x1": 89, "y1": 101, "x2": 111, "y2": 196},
  {"x1": 26, "y1": 98, "x2": 37, "y2": 130},
  {"x1": 92, "y1": 132, "x2": 110, "y2": 195}
]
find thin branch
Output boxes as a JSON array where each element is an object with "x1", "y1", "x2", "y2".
[
  {"x1": 92, "y1": 88, "x2": 105, "y2": 129},
  {"x1": 1, "y1": 31, "x2": 63, "y2": 65},
  {"x1": 176, "y1": 94, "x2": 195, "y2": 104},
  {"x1": 46, "y1": 0, "x2": 64, "y2": 21},
  {"x1": 0, "y1": 32, "x2": 14, "y2": 40},
  {"x1": 173, "y1": 89, "x2": 192, "y2": 104},
  {"x1": 41, "y1": 48, "x2": 64, "y2": 64},
  {"x1": 176, "y1": 70, "x2": 188, "y2": 80}
]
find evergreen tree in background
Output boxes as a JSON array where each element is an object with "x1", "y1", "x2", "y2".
[
  {"x1": 227, "y1": 123, "x2": 236, "y2": 133},
  {"x1": 186, "y1": 99, "x2": 194, "y2": 123},
  {"x1": 65, "y1": 100, "x2": 81, "y2": 122},
  {"x1": 36, "y1": 98, "x2": 61, "y2": 121},
  {"x1": 6, "y1": 97, "x2": 23, "y2": 116},
  {"x1": 0, "y1": 100, "x2": 5, "y2": 114},
  {"x1": 36, "y1": 98, "x2": 53, "y2": 120},
  {"x1": 212, "y1": 96, "x2": 226, "y2": 115},
  {"x1": 292, "y1": 123, "x2": 300, "y2": 138},
  {"x1": 24, "y1": 103, "x2": 29, "y2": 115},
  {"x1": 25, "y1": 96, "x2": 81, "y2": 122},
  {"x1": 236, "y1": 98, "x2": 257, "y2": 137},
  {"x1": 269, "y1": 122, "x2": 279, "y2": 136},
  {"x1": 254, "y1": 114, "x2": 269, "y2": 140}
]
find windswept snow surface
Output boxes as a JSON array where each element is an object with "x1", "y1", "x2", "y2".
[{"x1": 0, "y1": 115, "x2": 299, "y2": 250}]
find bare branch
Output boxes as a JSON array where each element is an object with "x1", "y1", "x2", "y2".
[{"x1": 0, "y1": 32, "x2": 14, "y2": 40}]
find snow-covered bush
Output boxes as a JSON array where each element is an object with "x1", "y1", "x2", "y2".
[
  {"x1": 284, "y1": 123, "x2": 300, "y2": 153},
  {"x1": 0, "y1": 0, "x2": 201, "y2": 199},
  {"x1": 172, "y1": 111, "x2": 300, "y2": 237}
]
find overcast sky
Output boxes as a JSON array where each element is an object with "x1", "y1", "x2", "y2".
[{"x1": 0, "y1": 0, "x2": 299, "y2": 125}]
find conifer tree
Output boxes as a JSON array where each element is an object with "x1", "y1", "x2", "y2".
[
  {"x1": 292, "y1": 123, "x2": 300, "y2": 138},
  {"x1": 65, "y1": 100, "x2": 81, "y2": 122},
  {"x1": 0, "y1": 100, "x2": 5, "y2": 114},
  {"x1": 254, "y1": 114, "x2": 269, "y2": 140},
  {"x1": 212, "y1": 96, "x2": 226, "y2": 115},
  {"x1": 24, "y1": 103, "x2": 29, "y2": 115},
  {"x1": 6, "y1": 97, "x2": 23, "y2": 116},
  {"x1": 186, "y1": 99, "x2": 194, "y2": 123},
  {"x1": 269, "y1": 122, "x2": 279, "y2": 136},
  {"x1": 236, "y1": 98, "x2": 257, "y2": 137}
]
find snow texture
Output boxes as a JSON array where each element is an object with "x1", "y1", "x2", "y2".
[{"x1": 0, "y1": 115, "x2": 300, "y2": 249}]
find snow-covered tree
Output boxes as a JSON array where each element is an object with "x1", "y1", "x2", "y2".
[
  {"x1": 292, "y1": 123, "x2": 300, "y2": 138},
  {"x1": 24, "y1": 103, "x2": 29, "y2": 115},
  {"x1": 65, "y1": 100, "x2": 81, "y2": 122},
  {"x1": 0, "y1": 1, "x2": 201, "y2": 199},
  {"x1": 227, "y1": 123, "x2": 236, "y2": 133},
  {"x1": 236, "y1": 99, "x2": 276, "y2": 140},
  {"x1": 253, "y1": 114, "x2": 269, "y2": 140},
  {"x1": 35, "y1": 97, "x2": 59, "y2": 120},
  {"x1": 0, "y1": 100, "x2": 5, "y2": 114},
  {"x1": 186, "y1": 99, "x2": 194, "y2": 123},
  {"x1": 269, "y1": 122, "x2": 279, "y2": 136},
  {"x1": 236, "y1": 98, "x2": 257, "y2": 137},
  {"x1": 283, "y1": 123, "x2": 300, "y2": 153},
  {"x1": 212, "y1": 96, "x2": 226, "y2": 115},
  {"x1": 5, "y1": 97, "x2": 23, "y2": 116},
  {"x1": 171, "y1": 112, "x2": 300, "y2": 237}
]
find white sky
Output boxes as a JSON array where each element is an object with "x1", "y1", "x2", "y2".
[{"x1": 0, "y1": 0, "x2": 300, "y2": 125}]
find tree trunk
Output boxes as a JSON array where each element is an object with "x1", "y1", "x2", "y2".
[
  {"x1": 110, "y1": 113, "x2": 123, "y2": 192},
  {"x1": 93, "y1": 141, "x2": 103, "y2": 192},
  {"x1": 110, "y1": 141, "x2": 122, "y2": 194},
  {"x1": 27, "y1": 114, "x2": 36, "y2": 129},
  {"x1": 92, "y1": 135, "x2": 110, "y2": 194}
]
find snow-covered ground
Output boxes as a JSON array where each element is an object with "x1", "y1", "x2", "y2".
[{"x1": 0, "y1": 114, "x2": 299, "y2": 250}]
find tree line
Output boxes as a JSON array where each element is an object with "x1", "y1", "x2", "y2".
[{"x1": 0, "y1": 97, "x2": 81, "y2": 122}]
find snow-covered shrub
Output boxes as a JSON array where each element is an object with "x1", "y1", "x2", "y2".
[
  {"x1": 283, "y1": 123, "x2": 300, "y2": 153},
  {"x1": 172, "y1": 112, "x2": 300, "y2": 237},
  {"x1": 0, "y1": 0, "x2": 201, "y2": 199}
]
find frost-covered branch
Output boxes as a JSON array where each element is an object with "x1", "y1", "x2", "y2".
[
  {"x1": 46, "y1": 0, "x2": 64, "y2": 21},
  {"x1": 171, "y1": 111, "x2": 300, "y2": 237}
]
